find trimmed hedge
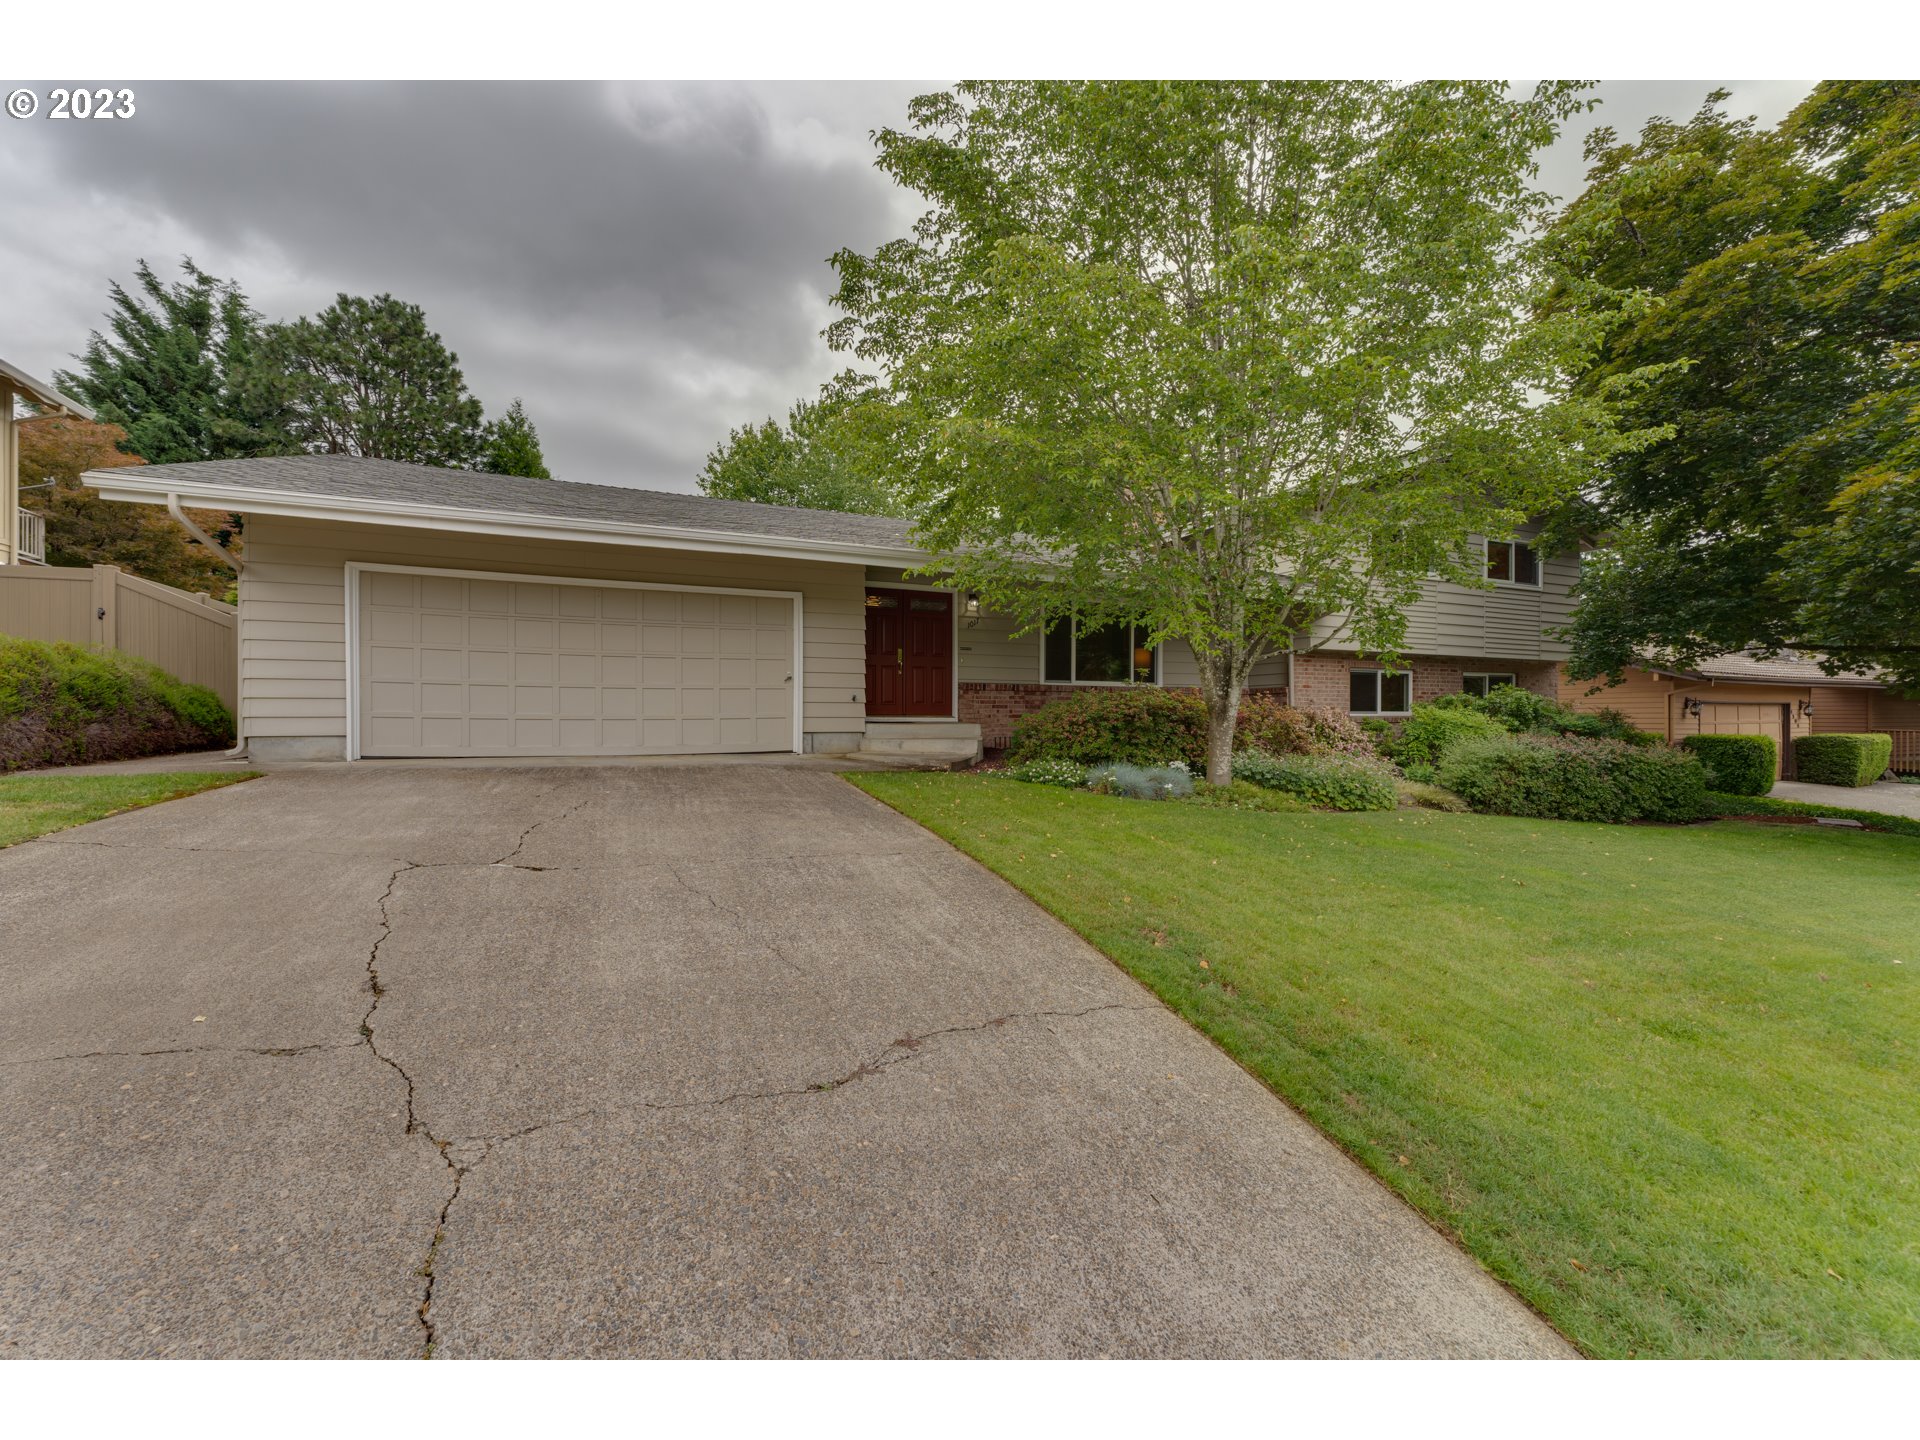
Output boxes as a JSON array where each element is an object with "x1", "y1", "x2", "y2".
[
  {"x1": 1005, "y1": 687, "x2": 1374, "y2": 769},
  {"x1": 0, "y1": 636, "x2": 233, "y2": 772},
  {"x1": 1679, "y1": 734, "x2": 1776, "y2": 796},
  {"x1": 1792, "y1": 733, "x2": 1893, "y2": 788},
  {"x1": 1701, "y1": 792, "x2": 1920, "y2": 840},
  {"x1": 1438, "y1": 732, "x2": 1707, "y2": 824}
]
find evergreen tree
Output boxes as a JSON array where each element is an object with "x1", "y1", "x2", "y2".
[
  {"x1": 55, "y1": 258, "x2": 290, "y2": 463},
  {"x1": 479, "y1": 398, "x2": 552, "y2": 478},
  {"x1": 250, "y1": 293, "x2": 486, "y2": 467}
]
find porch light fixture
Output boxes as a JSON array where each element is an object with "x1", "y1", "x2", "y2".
[
  {"x1": 1681, "y1": 696, "x2": 1703, "y2": 719},
  {"x1": 1798, "y1": 699, "x2": 1814, "y2": 720},
  {"x1": 962, "y1": 591, "x2": 981, "y2": 625}
]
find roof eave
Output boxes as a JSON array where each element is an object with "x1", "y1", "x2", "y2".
[
  {"x1": 1, "y1": 358, "x2": 95, "y2": 420},
  {"x1": 82, "y1": 470, "x2": 931, "y2": 570}
]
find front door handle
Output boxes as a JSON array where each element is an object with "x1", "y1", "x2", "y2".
[{"x1": 897, "y1": 647, "x2": 903, "y2": 667}]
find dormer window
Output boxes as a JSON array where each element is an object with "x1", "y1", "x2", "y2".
[{"x1": 1486, "y1": 539, "x2": 1541, "y2": 587}]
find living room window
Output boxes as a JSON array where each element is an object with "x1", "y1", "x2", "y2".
[
  {"x1": 1485, "y1": 539, "x2": 1541, "y2": 586},
  {"x1": 1461, "y1": 672, "x2": 1517, "y2": 698},
  {"x1": 1349, "y1": 668, "x2": 1411, "y2": 715},
  {"x1": 1043, "y1": 617, "x2": 1158, "y2": 685}
]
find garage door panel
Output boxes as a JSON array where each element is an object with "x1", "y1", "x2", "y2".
[
  {"x1": 419, "y1": 576, "x2": 465, "y2": 609},
  {"x1": 469, "y1": 615, "x2": 510, "y2": 647},
  {"x1": 365, "y1": 572, "x2": 416, "y2": 606},
  {"x1": 356, "y1": 571, "x2": 793, "y2": 757},
  {"x1": 468, "y1": 581, "x2": 512, "y2": 613},
  {"x1": 419, "y1": 611, "x2": 466, "y2": 645}
]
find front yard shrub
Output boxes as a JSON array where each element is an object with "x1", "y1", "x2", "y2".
[
  {"x1": 1680, "y1": 734, "x2": 1776, "y2": 796},
  {"x1": 1390, "y1": 702, "x2": 1510, "y2": 767},
  {"x1": 1439, "y1": 732, "x2": 1706, "y2": 824},
  {"x1": 1792, "y1": 733, "x2": 1893, "y2": 788},
  {"x1": 1006, "y1": 687, "x2": 1376, "y2": 769},
  {"x1": 1005, "y1": 757, "x2": 1089, "y2": 788},
  {"x1": 0, "y1": 636, "x2": 234, "y2": 772},
  {"x1": 1432, "y1": 684, "x2": 1649, "y2": 744},
  {"x1": 1234, "y1": 751, "x2": 1398, "y2": 812},
  {"x1": 1006, "y1": 688, "x2": 1208, "y2": 768},
  {"x1": 1086, "y1": 762, "x2": 1194, "y2": 801}
]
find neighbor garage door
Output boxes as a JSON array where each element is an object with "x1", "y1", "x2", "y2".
[
  {"x1": 356, "y1": 569, "x2": 793, "y2": 757},
  {"x1": 1693, "y1": 702, "x2": 1788, "y2": 777}
]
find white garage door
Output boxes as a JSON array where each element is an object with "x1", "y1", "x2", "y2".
[{"x1": 356, "y1": 570, "x2": 794, "y2": 757}]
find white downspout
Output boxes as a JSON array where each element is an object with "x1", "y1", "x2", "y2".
[{"x1": 166, "y1": 494, "x2": 248, "y2": 759}]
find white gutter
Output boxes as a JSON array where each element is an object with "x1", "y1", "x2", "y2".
[
  {"x1": 167, "y1": 494, "x2": 243, "y2": 573},
  {"x1": 89, "y1": 473, "x2": 931, "y2": 570}
]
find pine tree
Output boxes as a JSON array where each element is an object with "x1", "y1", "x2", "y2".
[{"x1": 479, "y1": 398, "x2": 552, "y2": 478}]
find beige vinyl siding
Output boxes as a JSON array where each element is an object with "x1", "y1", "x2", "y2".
[
  {"x1": 1560, "y1": 665, "x2": 1676, "y2": 735},
  {"x1": 238, "y1": 516, "x2": 866, "y2": 746},
  {"x1": 1309, "y1": 529, "x2": 1577, "y2": 662}
]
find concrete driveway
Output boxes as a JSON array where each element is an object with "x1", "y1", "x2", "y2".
[{"x1": 0, "y1": 766, "x2": 1568, "y2": 1358}]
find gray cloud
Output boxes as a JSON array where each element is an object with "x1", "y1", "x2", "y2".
[{"x1": 0, "y1": 79, "x2": 1812, "y2": 491}]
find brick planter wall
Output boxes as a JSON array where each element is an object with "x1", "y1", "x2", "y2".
[
  {"x1": 959, "y1": 681, "x2": 1292, "y2": 749},
  {"x1": 1289, "y1": 653, "x2": 1559, "y2": 714}
]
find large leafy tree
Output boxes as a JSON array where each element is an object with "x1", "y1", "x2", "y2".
[
  {"x1": 480, "y1": 397, "x2": 553, "y2": 479},
  {"x1": 250, "y1": 293, "x2": 486, "y2": 467},
  {"x1": 55, "y1": 258, "x2": 291, "y2": 463},
  {"x1": 698, "y1": 392, "x2": 906, "y2": 515},
  {"x1": 1549, "y1": 83, "x2": 1920, "y2": 692},
  {"x1": 829, "y1": 81, "x2": 1662, "y2": 782},
  {"x1": 17, "y1": 415, "x2": 238, "y2": 595}
]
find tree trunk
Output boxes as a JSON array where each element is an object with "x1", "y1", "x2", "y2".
[{"x1": 1203, "y1": 672, "x2": 1242, "y2": 788}]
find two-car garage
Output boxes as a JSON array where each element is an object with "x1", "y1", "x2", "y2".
[{"x1": 352, "y1": 567, "x2": 797, "y2": 758}]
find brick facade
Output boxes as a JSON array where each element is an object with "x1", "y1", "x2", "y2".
[
  {"x1": 959, "y1": 683, "x2": 1088, "y2": 748},
  {"x1": 959, "y1": 680, "x2": 1292, "y2": 749},
  {"x1": 1288, "y1": 652, "x2": 1558, "y2": 714}
]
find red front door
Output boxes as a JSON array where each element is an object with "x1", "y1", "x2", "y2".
[{"x1": 865, "y1": 588, "x2": 953, "y2": 717}]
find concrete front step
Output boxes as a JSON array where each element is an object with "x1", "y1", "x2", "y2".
[{"x1": 856, "y1": 721, "x2": 983, "y2": 767}]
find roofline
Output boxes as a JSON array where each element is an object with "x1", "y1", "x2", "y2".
[
  {"x1": 83, "y1": 470, "x2": 932, "y2": 569},
  {"x1": 0, "y1": 358, "x2": 94, "y2": 420},
  {"x1": 1640, "y1": 663, "x2": 1887, "y2": 689}
]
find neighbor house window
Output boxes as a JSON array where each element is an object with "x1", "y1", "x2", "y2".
[
  {"x1": 1349, "y1": 669, "x2": 1411, "y2": 715},
  {"x1": 1485, "y1": 539, "x2": 1541, "y2": 586},
  {"x1": 1044, "y1": 617, "x2": 1158, "y2": 685},
  {"x1": 1461, "y1": 673, "x2": 1517, "y2": 698}
]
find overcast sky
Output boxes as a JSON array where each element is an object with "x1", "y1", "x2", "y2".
[{"x1": 0, "y1": 80, "x2": 1813, "y2": 492}]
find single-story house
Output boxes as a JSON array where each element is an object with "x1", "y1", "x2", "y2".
[
  {"x1": 87, "y1": 454, "x2": 1590, "y2": 765},
  {"x1": 1560, "y1": 652, "x2": 1918, "y2": 778}
]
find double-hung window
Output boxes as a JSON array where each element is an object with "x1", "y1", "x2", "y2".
[
  {"x1": 1349, "y1": 669, "x2": 1411, "y2": 715},
  {"x1": 1461, "y1": 673, "x2": 1517, "y2": 698},
  {"x1": 1485, "y1": 539, "x2": 1541, "y2": 586},
  {"x1": 1044, "y1": 617, "x2": 1158, "y2": 685}
]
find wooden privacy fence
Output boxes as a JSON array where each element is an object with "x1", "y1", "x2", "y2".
[{"x1": 0, "y1": 564, "x2": 237, "y2": 711}]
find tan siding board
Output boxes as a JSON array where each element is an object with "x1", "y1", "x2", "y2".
[
  {"x1": 1870, "y1": 694, "x2": 1920, "y2": 729},
  {"x1": 1811, "y1": 686, "x2": 1871, "y2": 731}
]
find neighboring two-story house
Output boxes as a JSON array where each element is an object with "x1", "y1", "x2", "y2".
[{"x1": 81, "y1": 455, "x2": 1608, "y2": 765}]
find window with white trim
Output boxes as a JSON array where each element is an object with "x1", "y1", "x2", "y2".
[
  {"x1": 1485, "y1": 539, "x2": 1541, "y2": 586},
  {"x1": 1461, "y1": 673, "x2": 1517, "y2": 698},
  {"x1": 1043, "y1": 617, "x2": 1158, "y2": 685},
  {"x1": 1349, "y1": 669, "x2": 1411, "y2": 715}
]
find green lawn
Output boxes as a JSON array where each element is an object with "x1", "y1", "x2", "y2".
[
  {"x1": 0, "y1": 771, "x2": 256, "y2": 848},
  {"x1": 849, "y1": 771, "x2": 1920, "y2": 1358}
]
